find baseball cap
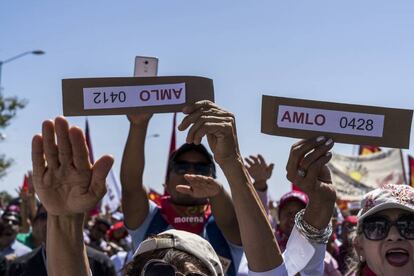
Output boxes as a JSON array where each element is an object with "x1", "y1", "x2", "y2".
[
  {"x1": 358, "y1": 184, "x2": 414, "y2": 223},
  {"x1": 133, "y1": 229, "x2": 223, "y2": 276},
  {"x1": 278, "y1": 190, "x2": 309, "y2": 215},
  {"x1": 168, "y1": 143, "x2": 216, "y2": 178}
]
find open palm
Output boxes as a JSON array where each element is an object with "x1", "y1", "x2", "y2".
[
  {"x1": 176, "y1": 174, "x2": 222, "y2": 198},
  {"x1": 31, "y1": 117, "x2": 113, "y2": 216}
]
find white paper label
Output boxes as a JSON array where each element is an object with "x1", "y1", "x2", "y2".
[
  {"x1": 277, "y1": 105, "x2": 384, "y2": 137},
  {"x1": 83, "y1": 83, "x2": 186, "y2": 109}
]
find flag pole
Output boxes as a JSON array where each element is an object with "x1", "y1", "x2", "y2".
[{"x1": 399, "y1": 149, "x2": 408, "y2": 185}]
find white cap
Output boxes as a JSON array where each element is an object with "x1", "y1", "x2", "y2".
[{"x1": 133, "y1": 229, "x2": 223, "y2": 276}]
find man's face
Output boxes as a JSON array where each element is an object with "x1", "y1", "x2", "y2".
[
  {"x1": 0, "y1": 219, "x2": 18, "y2": 249},
  {"x1": 278, "y1": 200, "x2": 305, "y2": 236},
  {"x1": 166, "y1": 150, "x2": 212, "y2": 206}
]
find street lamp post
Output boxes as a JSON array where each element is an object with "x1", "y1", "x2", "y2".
[{"x1": 0, "y1": 50, "x2": 45, "y2": 93}]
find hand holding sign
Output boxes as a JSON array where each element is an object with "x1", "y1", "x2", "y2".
[
  {"x1": 261, "y1": 96, "x2": 413, "y2": 148},
  {"x1": 31, "y1": 117, "x2": 114, "y2": 216},
  {"x1": 178, "y1": 100, "x2": 239, "y2": 166},
  {"x1": 285, "y1": 136, "x2": 336, "y2": 230},
  {"x1": 127, "y1": 113, "x2": 153, "y2": 126},
  {"x1": 62, "y1": 76, "x2": 214, "y2": 116}
]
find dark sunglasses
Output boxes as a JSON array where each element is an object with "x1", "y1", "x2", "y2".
[
  {"x1": 3, "y1": 218, "x2": 20, "y2": 226},
  {"x1": 141, "y1": 259, "x2": 207, "y2": 276},
  {"x1": 172, "y1": 161, "x2": 212, "y2": 176},
  {"x1": 362, "y1": 214, "x2": 414, "y2": 241}
]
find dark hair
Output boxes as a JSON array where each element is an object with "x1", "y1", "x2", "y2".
[{"x1": 123, "y1": 248, "x2": 210, "y2": 275}]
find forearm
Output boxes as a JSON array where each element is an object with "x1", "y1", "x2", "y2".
[
  {"x1": 120, "y1": 121, "x2": 149, "y2": 189},
  {"x1": 19, "y1": 201, "x2": 30, "y2": 233},
  {"x1": 47, "y1": 214, "x2": 90, "y2": 276},
  {"x1": 303, "y1": 188, "x2": 335, "y2": 230},
  {"x1": 120, "y1": 121, "x2": 150, "y2": 229},
  {"x1": 253, "y1": 181, "x2": 270, "y2": 214},
  {"x1": 219, "y1": 156, "x2": 282, "y2": 272},
  {"x1": 209, "y1": 186, "x2": 242, "y2": 246}
]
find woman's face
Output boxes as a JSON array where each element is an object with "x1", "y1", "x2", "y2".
[{"x1": 356, "y1": 208, "x2": 414, "y2": 276}]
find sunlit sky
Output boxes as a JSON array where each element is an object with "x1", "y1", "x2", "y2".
[{"x1": 1, "y1": 0, "x2": 414, "y2": 200}]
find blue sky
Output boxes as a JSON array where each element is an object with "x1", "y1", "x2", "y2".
[{"x1": 1, "y1": 0, "x2": 414, "y2": 200}]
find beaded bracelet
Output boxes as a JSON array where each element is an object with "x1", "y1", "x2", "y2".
[{"x1": 294, "y1": 209, "x2": 332, "y2": 244}]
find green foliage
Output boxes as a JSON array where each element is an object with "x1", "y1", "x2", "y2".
[
  {"x1": 0, "y1": 94, "x2": 26, "y2": 128},
  {"x1": 0, "y1": 93, "x2": 26, "y2": 179},
  {"x1": 0, "y1": 190, "x2": 13, "y2": 208}
]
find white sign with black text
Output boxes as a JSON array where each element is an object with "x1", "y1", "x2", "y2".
[
  {"x1": 83, "y1": 83, "x2": 186, "y2": 110},
  {"x1": 277, "y1": 105, "x2": 385, "y2": 137}
]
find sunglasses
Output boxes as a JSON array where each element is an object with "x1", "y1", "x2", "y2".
[
  {"x1": 362, "y1": 214, "x2": 414, "y2": 241},
  {"x1": 172, "y1": 161, "x2": 212, "y2": 176},
  {"x1": 3, "y1": 218, "x2": 20, "y2": 226},
  {"x1": 141, "y1": 259, "x2": 208, "y2": 276}
]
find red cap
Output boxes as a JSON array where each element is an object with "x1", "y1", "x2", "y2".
[
  {"x1": 278, "y1": 191, "x2": 308, "y2": 215},
  {"x1": 107, "y1": 221, "x2": 128, "y2": 241}
]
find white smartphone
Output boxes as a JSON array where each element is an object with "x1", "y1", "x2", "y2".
[{"x1": 134, "y1": 56, "x2": 158, "y2": 77}]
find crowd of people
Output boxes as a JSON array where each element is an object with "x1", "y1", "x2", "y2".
[{"x1": 1, "y1": 100, "x2": 413, "y2": 276}]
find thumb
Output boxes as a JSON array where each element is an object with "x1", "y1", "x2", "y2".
[{"x1": 89, "y1": 155, "x2": 114, "y2": 199}]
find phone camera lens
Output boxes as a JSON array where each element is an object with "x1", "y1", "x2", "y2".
[{"x1": 144, "y1": 61, "x2": 149, "y2": 65}]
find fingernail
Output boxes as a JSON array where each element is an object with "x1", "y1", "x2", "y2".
[
  {"x1": 325, "y1": 138, "x2": 333, "y2": 146},
  {"x1": 326, "y1": 152, "x2": 332, "y2": 157},
  {"x1": 316, "y1": 136, "x2": 325, "y2": 142}
]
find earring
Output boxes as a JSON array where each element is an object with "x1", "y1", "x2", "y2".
[{"x1": 359, "y1": 255, "x2": 365, "y2": 262}]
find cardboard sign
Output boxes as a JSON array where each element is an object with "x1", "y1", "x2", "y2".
[
  {"x1": 261, "y1": 95, "x2": 413, "y2": 148},
  {"x1": 62, "y1": 76, "x2": 214, "y2": 116}
]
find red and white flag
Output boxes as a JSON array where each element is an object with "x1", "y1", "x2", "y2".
[{"x1": 328, "y1": 149, "x2": 405, "y2": 201}]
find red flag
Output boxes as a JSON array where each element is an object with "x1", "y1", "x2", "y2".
[
  {"x1": 164, "y1": 113, "x2": 177, "y2": 194},
  {"x1": 409, "y1": 155, "x2": 414, "y2": 187},
  {"x1": 85, "y1": 118, "x2": 94, "y2": 164},
  {"x1": 359, "y1": 145, "x2": 381, "y2": 155},
  {"x1": 165, "y1": 113, "x2": 177, "y2": 176},
  {"x1": 169, "y1": 113, "x2": 177, "y2": 154},
  {"x1": 21, "y1": 174, "x2": 29, "y2": 193},
  {"x1": 148, "y1": 188, "x2": 162, "y2": 206}
]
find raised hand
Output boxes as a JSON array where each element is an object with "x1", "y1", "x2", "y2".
[
  {"x1": 245, "y1": 154, "x2": 274, "y2": 182},
  {"x1": 285, "y1": 136, "x2": 336, "y2": 229},
  {"x1": 285, "y1": 136, "x2": 335, "y2": 199},
  {"x1": 176, "y1": 174, "x2": 223, "y2": 198},
  {"x1": 178, "y1": 100, "x2": 240, "y2": 165},
  {"x1": 31, "y1": 117, "x2": 114, "y2": 216}
]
